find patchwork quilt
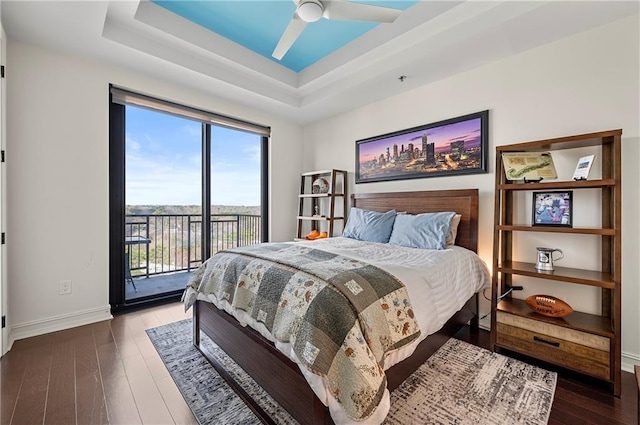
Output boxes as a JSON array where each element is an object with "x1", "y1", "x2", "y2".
[{"x1": 183, "y1": 242, "x2": 421, "y2": 421}]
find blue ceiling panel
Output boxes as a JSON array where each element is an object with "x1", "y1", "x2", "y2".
[{"x1": 152, "y1": 0, "x2": 417, "y2": 72}]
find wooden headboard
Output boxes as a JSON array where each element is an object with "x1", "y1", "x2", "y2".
[{"x1": 351, "y1": 189, "x2": 479, "y2": 253}]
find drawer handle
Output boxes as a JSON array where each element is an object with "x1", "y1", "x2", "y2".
[{"x1": 533, "y1": 336, "x2": 560, "y2": 347}]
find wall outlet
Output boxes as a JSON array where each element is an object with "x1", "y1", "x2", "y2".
[{"x1": 59, "y1": 280, "x2": 72, "y2": 295}]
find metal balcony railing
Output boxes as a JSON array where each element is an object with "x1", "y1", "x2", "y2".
[{"x1": 125, "y1": 213, "x2": 261, "y2": 278}]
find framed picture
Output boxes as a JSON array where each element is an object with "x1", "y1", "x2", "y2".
[
  {"x1": 502, "y1": 152, "x2": 557, "y2": 181},
  {"x1": 355, "y1": 110, "x2": 488, "y2": 184},
  {"x1": 572, "y1": 154, "x2": 595, "y2": 181},
  {"x1": 532, "y1": 191, "x2": 573, "y2": 227}
]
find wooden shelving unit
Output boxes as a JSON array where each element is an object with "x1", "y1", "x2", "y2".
[
  {"x1": 491, "y1": 129, "x2": 622, "y2": 395},
  {"x1": 296, "y1": 170, "x2": 347, "y2": 240}
]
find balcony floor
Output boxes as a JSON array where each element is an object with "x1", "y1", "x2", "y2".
[{"x1": 125, "y1": 270, "x2": 193, "y2": 301}]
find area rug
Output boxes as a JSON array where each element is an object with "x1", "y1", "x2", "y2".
[{"x1": 147, "y1": 319, "x2": 557, "y2": 425}]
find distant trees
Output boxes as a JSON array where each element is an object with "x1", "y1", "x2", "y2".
[
  {"x1": 126, "y1": 205, "x2": 261, "y2": 276},
  {"x1": 126, "y1": 205, "x2": 260, "y2": 216}
]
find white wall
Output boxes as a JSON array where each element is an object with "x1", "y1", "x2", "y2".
[
  {"x1": 6, "y1": 40, "x2": 303, "y2": 343},
  {"x1": 303, "y1": 15, "x2": 640, "y2": 370}
]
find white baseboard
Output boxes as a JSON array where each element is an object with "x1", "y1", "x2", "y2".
[
  {"x1": 8, "y1": 305, "x2": 113, "y2": 349},
  {"x1": 622, "y1": 351, "x2": 639, "y2": 373}
]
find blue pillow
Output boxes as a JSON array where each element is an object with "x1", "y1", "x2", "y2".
[
  {"x1": 342, "y1": 208, "x2": 397, "y2": 243},
  {"x1": 389, "y1": 211, "x2": 456, "y2": 249}
]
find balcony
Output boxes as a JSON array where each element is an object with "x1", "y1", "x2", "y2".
[{"x1": 125, "y1": 213, "x2": 261, "y2": 300}]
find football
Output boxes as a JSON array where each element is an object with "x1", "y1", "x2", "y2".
[{"x1": 525, "y1": 294, "x2": 574, "y2": 317}]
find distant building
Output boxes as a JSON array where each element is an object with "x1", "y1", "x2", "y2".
[
  {"x1": 425, "y1": 142, "x2": 435, "y2": 164},
  {"x1": 421, "y1": 133, "x2": 428, "y2": 157},
  {"x1": 408, "y1": 143, "x2": 414, "y2": 160},
  {"x1": 393, "y1": 144, "x2": 398, "y2": 160},
  {"x1": 450, "y1": 140, "x2": 465, "y2": 160}
]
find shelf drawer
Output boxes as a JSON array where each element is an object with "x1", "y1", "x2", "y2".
[{"x1": 496, "y1": 312, "x2": 610, "y2": 380}]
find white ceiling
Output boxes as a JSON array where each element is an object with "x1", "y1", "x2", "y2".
[{"x1": 2, "y1": 1, "x2": 638, "y2": 125}]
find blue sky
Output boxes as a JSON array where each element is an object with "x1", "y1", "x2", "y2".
[
  {"x1": 125, "y1": 106, "x2": 261, "y2": 206},
  {"x1": 153, "y1": 0, "x2": 417, "y2": 72}
]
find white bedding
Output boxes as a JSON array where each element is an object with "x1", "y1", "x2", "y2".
[
  {"x1": 294, "y1": 237, "x2": 491, "y2": 368},
  {"x1": 191, "y1": 237, "x2": 490, "y2": 425}
]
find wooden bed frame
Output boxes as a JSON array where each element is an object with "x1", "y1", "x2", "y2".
[{"x1": 193, "y1": 189, "x2": 480, "y2": 425}]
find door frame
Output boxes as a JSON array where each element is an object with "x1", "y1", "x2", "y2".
[
  {"x1": 0, "y1": 20, "x2": 8, "y2": 355},
  {"x1": 109, "y1": 97, "x2": 185, "y2": 312}
]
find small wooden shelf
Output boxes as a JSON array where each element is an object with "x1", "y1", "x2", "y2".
[
  {"x1": 497, "y1": 261, "x2": 614, "y2": 288},
  {"x1": 498, "y1": 179, "x2": 615, "y2": 191},
  {"x1": 296, "y1": 170, "x2": 348, "y2": 239},
  {"x1": 300, "y1": 170, "x2": 335, "y2": 177},
  {"x1": 297, "y1": 216, "x2": 345, "y2": 221},
  {"x1": 496, "y1": 129, "x2": 620, "y2": 152},
  {"x1": 298, "y1": 193, "x2": 345, "y2": 198},
  {"x1": 497, "y1": 298, "x2": 614, "y2": 338},
  {"x1": 497, "y1": 225, "x2": 615, "y2": 235}
]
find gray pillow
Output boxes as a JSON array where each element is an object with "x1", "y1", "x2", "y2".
[{"x1": 342, "y1": 208, "x2": 397, "y2": 243}]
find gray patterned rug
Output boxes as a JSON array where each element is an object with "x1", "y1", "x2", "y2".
[{"x1": 147, "y1": 319, "x2": 557, "y2": 425}]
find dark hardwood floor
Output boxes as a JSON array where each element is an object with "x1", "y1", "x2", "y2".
[
  {"x1": 0, "y1": 302, "x2": 636, "y2": 424},
  {"x1": 1, "y1": 303, "x2": 196, "y2": 425}
]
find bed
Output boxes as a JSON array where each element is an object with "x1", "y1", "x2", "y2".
[{"x1": 184, "y1": 189, "x2": 488, "y2": 425}]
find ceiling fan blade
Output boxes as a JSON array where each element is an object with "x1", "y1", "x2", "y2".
[
  {"x1": 324, "y1": 1, "x2": 401, "y2": 23},
  {"x1": 272, "y1": 14, "x2": 308, "y2": 60}
]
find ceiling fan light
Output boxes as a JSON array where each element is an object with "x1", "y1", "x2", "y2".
[{"x1": 297, "y1": 1, "x2": 324, "y2": 23}]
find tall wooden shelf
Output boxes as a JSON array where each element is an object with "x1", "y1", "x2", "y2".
[
  {"x1": 491, "y1": 129, "x2": 622, "y2": 395},
  {"x1": 296, "y1": 170, "x2": 347, "y2": 240}
]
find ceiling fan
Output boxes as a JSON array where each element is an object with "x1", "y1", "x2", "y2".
[{"x1": 272, "y1": 0, "x2": 402, "y2": 60}]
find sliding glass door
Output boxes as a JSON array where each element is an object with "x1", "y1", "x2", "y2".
[
  {"x1": 124, "y1": 106, "x2": 203, "y2": 302},
  {"x1": 109, "y1": 88, "x2": 269, "y2": 311},
  {"x1": 210, "y1": 126, "x2": 262, "y2": 254}
]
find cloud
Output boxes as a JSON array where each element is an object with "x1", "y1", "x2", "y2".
[
  {"x1": 243, "y1": 144, "x2": 261, "y2": 164},
  {"x1": 211, "y1": 169, "x2": 261, "y2": 205},
  {"x1": 126, "y1": 152, "x2": 260, "y2": 206},
  {"x1": 125, "y1": 123, "x2": 261, "y2": 206},
  {"x1": 182, "y1": 123, "x2": 201, "y2": 138},
  {"x1": 128, "y1": 138, "x2": 142, "y2": 151}
]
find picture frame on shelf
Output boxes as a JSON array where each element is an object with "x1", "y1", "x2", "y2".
[
  {"x1": 532, "y1": 190, "x2": 573, "y2": 227},
  {"x1": 572, "y1": 154, "x2": 595, "y2": 181},
  {"x1": 355, "y1": 110, "x2": 488, "y2": 183},
  {"x1": 502, "y1": 152, "x2": 557, "y2": 181}
]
